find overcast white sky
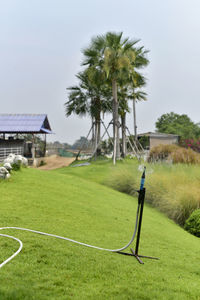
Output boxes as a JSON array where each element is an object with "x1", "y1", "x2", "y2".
[{"x1": 1, "y1": 0, "x2": 200, "y2": 144}]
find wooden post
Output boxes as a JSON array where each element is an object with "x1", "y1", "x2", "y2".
[
  {"x1": 32, "y1": 134, "x2": 35, "y2": 160},
  {"x1": 44, "y1": 134, "x2": 47, "y2": 157}
]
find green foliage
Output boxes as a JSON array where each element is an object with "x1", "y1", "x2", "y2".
[
  {"x1": 11, "y1": 163, "x2": 21, "y2": 171},
  {"x1": 66, "y1": 32, "x2": 149, "y2": 162},
  {"x1": 148, "y1": 144, "x2": 200, "y2": 164},
  {"x1": 71, "y1": 136, "x2": 89, "y2": 150},
  {"x1": 101, "y1": 138, "x2": 113, "y2": 154},
  {"x1": 138, "y1": 136, "x2": 149, "y2": 149},
  {"x1": 83, "y1": 31, "x2": 149, "y2": 88},
  {"x1": 65, "y1": 70, "x2": 112, "y2": 119},
  {"x1": 184, "y1": 209, "x2": 200, "y2": 237},
  {"x1": 39, "y1": 160, "x2": 46, "y2": 167},
  {"x1": 155, "y1": 112, "x2": 200, "y2": 140},
  {"x1": 180, "y1": 138, "x2": 200, "y2": 153}
]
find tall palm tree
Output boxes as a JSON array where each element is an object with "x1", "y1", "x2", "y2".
[
  {"x1": 83, "y1": 32, "x2": 139, "y2": 163},
  {"x1": 83, "y1": 32, "x2": 149, "y2": 164}
]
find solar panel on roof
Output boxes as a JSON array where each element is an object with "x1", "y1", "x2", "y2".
[{"x1": 0, "y1": 114, "x2": 52, "y2": 133}]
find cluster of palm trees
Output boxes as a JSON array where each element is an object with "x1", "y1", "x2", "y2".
[{"x1": 65, "y1": 32, "x2": 149, "y2": 164}]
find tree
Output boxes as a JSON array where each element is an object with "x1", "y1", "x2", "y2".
[
  {"x1": 83, "y1": 32, "x2": 148, "y2": 164},
  {"x1": 71, "y1": 136, "x2": 89, "y2": 150},
  {"x1": 118, "y1": 86, "x2": 130, "y2": 157},
  {"x1": 65, "y1": 70, "x2": 112, "y2": 155},
  {"x1": 128, "y1": 73, "x2": 147, "y2": 141},
  {"x1": 117, "y1": 72, "x2": 147, "y2": 157},
  {"x1": 155, "y1": 112, "x2": 200, "y2": 140}
]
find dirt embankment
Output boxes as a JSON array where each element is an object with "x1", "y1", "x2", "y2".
[{"x1": 38, "y1": 155, "x2": 75, "y2": 170}]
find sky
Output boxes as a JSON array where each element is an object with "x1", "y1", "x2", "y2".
[{"x1": 1, "y1": 0, "x2": 200, "y2": 144}]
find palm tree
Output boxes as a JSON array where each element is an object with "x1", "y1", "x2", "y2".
[
  {"x1": 128, "y1": 73, "x2": 147, "y2": 141},
  {"x1": 65, "y1": 70, "x2": 111, "y2": 155},
  {"x1": 131, "y1": 90, "x2": 147, "y2": 141},
  {"x1": 83, "y1": 32, "x2": 149, "y2": 164},
  {"x1": 119, "y1": 98, "x2": 130, "y2": 158},
  {"x1": 83, "y1": 32, "x2": 142, "y2": 164}
]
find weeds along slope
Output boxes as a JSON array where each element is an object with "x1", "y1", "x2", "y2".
[{"x1": 105, "y1": 161, "x2": 200, "y2": 226}]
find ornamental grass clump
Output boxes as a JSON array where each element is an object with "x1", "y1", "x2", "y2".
[
  {"x1": 148, "y1": 144, "x2": 200, "y2": 164},
  {"x1": 146, "y1": 164, "x2": 200, "y2": 226},
  {"x1": 105, "y1": 162, "x2": 139, "y2": 196},
  {"x1": 106, "y1": 161, "x2": 200, "y2": 226},
  {"x1": 148, "y1": 144, "x2": 177, "y2": 162}
]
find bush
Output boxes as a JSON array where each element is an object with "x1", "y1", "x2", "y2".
[
  {"x1": 180, "y1": 139, "x2": 200, "y2": 153},
  {"x1": 184, "y1": 209, "x2": 200, "y2": 237},
  {"x1": 39, "y1": 160, "x2": 46, "y2": 167},
  {"x1": 12, "y1": 163, "x2": 21, "y2": 171},
  {"x1": 148, "y1": 144, "x2": 200, "y2": 164}
]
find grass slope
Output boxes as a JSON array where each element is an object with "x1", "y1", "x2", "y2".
[{"x1": 0, "y1": 165, "x2": 199, "y2": 299}]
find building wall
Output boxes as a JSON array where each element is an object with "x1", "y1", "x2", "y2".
[
  {"x1": 0, "y1": 139, "x2": 24, "y2": 149},
  {"x1": 150, "y1": 137, "x2": 178, "y2": 149},
  {"x1": 0, "y1": 139, "x2": 24, "y2": 161}
]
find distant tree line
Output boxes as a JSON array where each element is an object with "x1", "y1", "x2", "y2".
[{"x1": 47, "y1": 137, "x2": 90, "y2": 151}]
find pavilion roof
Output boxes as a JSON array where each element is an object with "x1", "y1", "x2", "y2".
[{"x1": 0, "y1": 114, "x2": 52, "y2": 134}]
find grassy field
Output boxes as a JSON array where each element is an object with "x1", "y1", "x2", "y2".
[{"x1": 0, "y1": 162, "x2": 200, "y2": 299}]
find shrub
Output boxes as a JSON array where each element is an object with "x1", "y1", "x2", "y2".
[
  {"x1": 12, "y1": 163, "x2": 21, "y2": 171},
  {"x1": 180, "y1": 139, "x2": 200, "y2": 153},
  {"x1": 184, "y1": 209, "x2": 200, "y2": 237},
  {"x1": 39, "y1": 160, "x2": 46, "y2": 167}
]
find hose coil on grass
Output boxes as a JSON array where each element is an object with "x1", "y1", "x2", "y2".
[{"x1": 0, "y1": 205, "x2": 139, "y2": 269}]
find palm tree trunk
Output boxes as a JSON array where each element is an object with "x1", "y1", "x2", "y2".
[
  {"x1": 95, "y1": 97, "x2": 101, "y2": 156},
  {"x1": 96, "y1": 116, "x2": 101, "y2": 156},
  {"x1": 112, "y1": 80, "x2": 120, "y2": 164},
  {"x1": 121, "y1": 113, "x2": 127, "y2": 158},
  {"x1": 91, "y1": 117, "x2": 95, "y2": 151},
  {"x1": 94, "y1": 119, "x2": 98, "y2": 159},
  {"x1": 133, "y1": 99, "x2": 137, "y2": 142}
]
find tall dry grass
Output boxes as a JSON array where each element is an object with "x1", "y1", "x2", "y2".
[
  {"x1": 105, "y1": 161, "x2": 200, "y2": 226},
  {"x1": 148, "y1": 144, "x2": 200, "y2": 164}
]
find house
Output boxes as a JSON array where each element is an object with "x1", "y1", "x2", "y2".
[{"x1": 138, "y1": 132, "x2": 179, "y2": 150}]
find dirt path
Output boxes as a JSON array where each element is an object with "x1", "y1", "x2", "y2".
[{"x1": 38, "y1": 155, "x2": 75, "y2": 170}]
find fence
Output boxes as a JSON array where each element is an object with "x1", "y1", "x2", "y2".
[{"x1": 0, "y1": 147, "x2": 23, "y2": 162}]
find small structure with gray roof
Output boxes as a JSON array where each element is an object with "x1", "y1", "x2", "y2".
[{"x1": 138, "y1": 132, "x2": 179, "y2": 150}]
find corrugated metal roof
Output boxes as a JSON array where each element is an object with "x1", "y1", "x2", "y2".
[
  {"x1": 138, "y1": 132, "x2": 179, "y2": 138},
  {"x1": 0, "y1": 114, "x2": 52, "y2": 134}
]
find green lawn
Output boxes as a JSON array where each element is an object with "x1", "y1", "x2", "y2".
[{"x1": 0, "y1": 162, "x2": 200, "y2": 299}]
